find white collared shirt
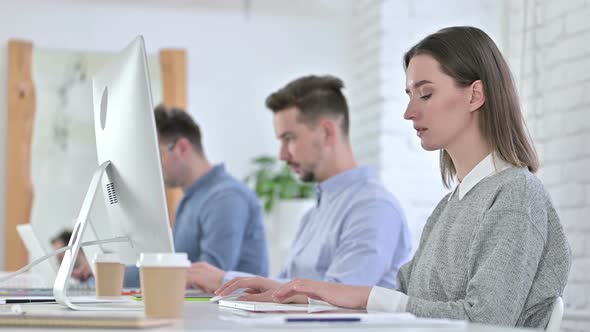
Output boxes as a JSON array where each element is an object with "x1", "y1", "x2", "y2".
[
  {"x1": 448, "y1": 154, "x2": 514, "y2": 201},
  {"x1": 366, "y1": 154, "x2": 514, "y2": 313}
]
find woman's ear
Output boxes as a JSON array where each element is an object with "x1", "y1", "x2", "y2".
[{"x1": 469, "y1": 80, "x2": 485, "y2": 112}]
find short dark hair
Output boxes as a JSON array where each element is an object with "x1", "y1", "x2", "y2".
[
  {"x1": 51, "y1": 229, "x2": 73, "y2": 246},
  {"x1": 265, "y1": 75, "x2": 350, "y2": 136},
  {"x1": 154, "y1": 104, "x2": 203, "y2": 153}
]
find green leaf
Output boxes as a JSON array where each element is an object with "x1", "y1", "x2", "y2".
[
  {"x1": 253, "y1": 156, "x2": 276, "y2": 166},
  {"x1": 244, "y1": 154, "x2": 314, "y2": 213}
]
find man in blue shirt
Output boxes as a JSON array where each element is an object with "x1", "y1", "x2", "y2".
[
  {"x1": 123, "y1": 105, "x2": 268, "y2": 287},
  {"x1": 188, "y1": 75, "x2": 411, "y2": 294}
]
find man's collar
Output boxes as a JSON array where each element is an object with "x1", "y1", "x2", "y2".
[{"x1": 314, "y1": 166, "x2": 376, "y2": 205}]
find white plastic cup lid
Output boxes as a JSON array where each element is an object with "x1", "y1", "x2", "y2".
[
  {"x1": 94, "y1": 253, "x2": 122, "y2": 264},
  {"x1": 136, "y1": 252, "x2": 190, "y2": 268}
]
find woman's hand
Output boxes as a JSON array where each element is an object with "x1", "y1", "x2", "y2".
[
  {"x1": 215, "y1": 276, "x2": 307, "y2": 303},
  {"x1": 272, "y1": 279, "x2": 372, "y2": 309}
]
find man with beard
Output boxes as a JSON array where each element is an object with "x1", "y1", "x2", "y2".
[{"x1": 186, "y1": 75, "x2": 411, "y2": 293}]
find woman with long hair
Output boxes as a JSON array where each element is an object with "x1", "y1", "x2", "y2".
[{"x1": 216, "y1": 26, "x2": 571, "y2": 328}]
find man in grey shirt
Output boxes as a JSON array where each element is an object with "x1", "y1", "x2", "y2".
[{"x1": 187, "y1": 75, "x2": 411, "y2": 293}]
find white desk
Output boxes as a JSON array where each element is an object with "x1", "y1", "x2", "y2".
[{"x1": 1, "y1": 301, "x2": 539, "y2": 332}]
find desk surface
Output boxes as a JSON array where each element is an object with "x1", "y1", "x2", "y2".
[{"x1": 0, "y1": 301, "x2": 538, "y2": 332}]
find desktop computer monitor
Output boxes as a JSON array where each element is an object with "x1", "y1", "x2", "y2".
[
  {"x1": 53, "y1": 36, "x2": 174, "y2": 310},
  {"x1": 93, "y1": 36, "x2": 174, "y2": 264}
]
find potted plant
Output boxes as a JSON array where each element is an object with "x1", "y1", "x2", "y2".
[
  {"x1": 245, "y1": 155, "x2": 315, "y2": 274},
  {"x1": 245, "y1": 156, "x2": 314, "y2": 213}
]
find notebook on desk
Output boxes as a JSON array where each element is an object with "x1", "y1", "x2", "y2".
[
  {"x1": 133, "y1": 290, "x2": 214, "y2": 302},
  {"x1": 0, "y1": 286, "x2": 127, "y2": 297},
  {"x1": 218, "y1": 305, "x2": 418, "y2": 326},
  {"x1": 0, "y1": 313, "x2": 172, "y2": 329},
  {"x1": 0, "y1": 308, "x2": 171, "y2": 329},
  {"x1": 219, "y1": 306, "x2": 465, "y2": 327}
]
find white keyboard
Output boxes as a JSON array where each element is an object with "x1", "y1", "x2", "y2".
[
  {"x1": 0, "y1": 272, "x2": 96, "y2": 296},
  {"x1": 0, "y1": 272, "x2": 47, "y2": 288}
]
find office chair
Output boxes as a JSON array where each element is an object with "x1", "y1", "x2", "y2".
[{"x1": 545, "y1": 296, "x2": 564, "y2": 332}]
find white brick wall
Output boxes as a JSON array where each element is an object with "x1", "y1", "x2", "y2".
[
  {"x1": 508, "y1": 0, "x2": 590, "y2": 331},
  {"x1": 350, "y1": 0, "x2": 589, "y2": 330},
  {"x1": 349, "y1": 0, "x2": 383, "y2": 170}
]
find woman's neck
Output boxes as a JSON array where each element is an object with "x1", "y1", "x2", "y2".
[{"x1": 447, "y1": 126, "x2": 490, "y2": 182}]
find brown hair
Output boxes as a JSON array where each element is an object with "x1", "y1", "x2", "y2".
[
  {"x1": 51, "y1": 229, "x2": 73, "y2": 246},
  {"x1": 265, "y1": 75, "x2": 350, "y2": 136},
  {"x1": 403, "y1": 26, "x2": 538, "y2": 188},
  {"x1": 154, "y1": 104, "x2": 204, "y2": 154}
]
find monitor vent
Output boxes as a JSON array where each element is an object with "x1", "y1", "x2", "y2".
[{"x1": 106, "y1": 182, "x2": 119, "y2": 205}]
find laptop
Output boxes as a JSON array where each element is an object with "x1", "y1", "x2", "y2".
[
  {"x1": 16, "y1": 224, "x2": 59, "y2": 287},
  {"x1": 15, "y1": 224, "x2": 99, "y2": 292}
]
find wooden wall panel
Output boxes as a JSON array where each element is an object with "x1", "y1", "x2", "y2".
[
  {"x1": 4, "y1": 40, "x2": 35, "y2": 271},
  {"x1": 159, "y1": 49, "x2": 187, "y2": 227}
]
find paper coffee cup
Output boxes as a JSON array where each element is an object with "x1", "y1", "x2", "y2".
[
  {"x1": 93, "y1": 253, "x2": 124, "y2": 297},
  {"x1": 137, "y1": 253, "x2": 189, "y2": 319}
]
